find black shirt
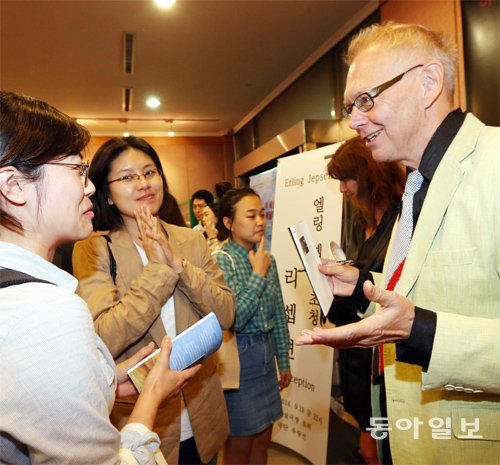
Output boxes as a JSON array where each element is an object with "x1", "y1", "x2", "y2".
[{"x1": 328, "y1": 203, "x2": 399, "y2": 327}]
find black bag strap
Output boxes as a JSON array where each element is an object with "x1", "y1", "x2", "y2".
[
  {"x1": 103, "y1": 235, "x2": 117, "y2": 285},
  {"x1": 0, "y1": 268, "x2": 53, "y2": 288}
]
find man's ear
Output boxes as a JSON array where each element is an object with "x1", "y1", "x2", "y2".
[
  {"x1": 421, "y1": 61, "x2": 445, "y2": 109},
  {"x1": 0, "y1": 167, "x2": 28, "y2": 205},
  {"x1": 222, "y1": 216, "x2": 232, "y2": 231}
]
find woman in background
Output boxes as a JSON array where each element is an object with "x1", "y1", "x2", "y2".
[
  {"x1": 214, "y1": 187, "x2": 291, "y2": 465},
  {"x1": 0, "y1": 91, "x2": 197, "y2": 464},
  {"x1": 201, "y1": 202, "x2": 228, "y2": 252},
  {"x1": 327, "y1": 136, "x2": 405, "y2": 465},
  {"x1": 202, "y1": 201, "x2": 239, "y2": 392},
  {"x1": 159, "y1": 191, "x2": 186, "y2": 227},
  {"x1": 72, "y1": 136, "x2": 235, "y2": 465},
  {"x1": 214, "y1": 181, "x2": 233, "y2": 201}
]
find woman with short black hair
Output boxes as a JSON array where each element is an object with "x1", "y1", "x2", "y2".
[
  {"x1": 0, "y1": 90, "x2": 197, "y2": 465},
  {"x1": 73, "y1": 136, "x2": 235, "y2": 465}
]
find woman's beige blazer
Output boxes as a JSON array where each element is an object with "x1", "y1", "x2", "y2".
[{"x1": 73, "y1": 223, "x2": 236, "y2": 464}]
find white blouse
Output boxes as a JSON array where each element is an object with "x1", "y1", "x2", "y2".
[{"x1": 0, "y1": 241, "x2": 163, "y2": 465}]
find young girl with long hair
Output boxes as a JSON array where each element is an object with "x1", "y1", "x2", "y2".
[{"x1": 214, "y1": 187, "x2": 292, "y2": 465}]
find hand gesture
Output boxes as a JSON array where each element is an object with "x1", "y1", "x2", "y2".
[
  {"x1": 296, "y1": 280, "x2": 415, "y2": 349},
  {"x1": 204, "y1": 216, "x2": 218, "y2": 240},
  {"x1": 318, "y1": 258, "x2": 359, "y2": 296},
  {"x1": 141, "y1": 336, "x2": 201, "y2": 405},
  {"x1": 249, "y1": 236, "x2": 271, "y2": 277},
  {"x1": 127, "y1": 337, "x2": 201, "y2": 430},
  {"x1": 135, "y1": 205, "x2": 184, "y2": 273},
  {"x1": 157, "y1": 227, "x2": 185, "y2": 273},
  {"x1": 279, "y1": 370, "x2": 292, "y2": 391},
  {"x1": 116, "y1": 342, "x2": 157, "y2": 398},
  {"x1": 135, "y1": 205, "x2": 168, "y2": 265}
]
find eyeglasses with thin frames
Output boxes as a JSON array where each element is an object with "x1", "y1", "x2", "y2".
[
  {"x1": 45, "y1": 161, "x2": 89, "y2": 187},
  {"x1": 342, "y1": 64, "x2": 424, "y2": 118},
  {"x1": 107, "y1": 168, "x2": 162, "y2": 185}
]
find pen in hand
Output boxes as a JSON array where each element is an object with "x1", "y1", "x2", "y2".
[{"x1": 330, "y1": 259, "x2": 354, "y2": 266}]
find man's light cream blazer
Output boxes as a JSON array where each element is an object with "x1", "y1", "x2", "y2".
[{"x1": 373, "y1": 114, "x2": 499, "y2": 465}]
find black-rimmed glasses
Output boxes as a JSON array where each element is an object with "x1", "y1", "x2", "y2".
[
  {"x1": 342, "y1": 64, "x2": 424, "y2": 118},
  {"x1": 107, "y1": 168, "x2": 162, "y2": 185},
  {"x1": 46, "y1": 161, "x2": 89, "y2": 187}
]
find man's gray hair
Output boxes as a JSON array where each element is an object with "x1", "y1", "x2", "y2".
[{"x1": 346, "y1": 22, "x2": 458, "y2": 97}]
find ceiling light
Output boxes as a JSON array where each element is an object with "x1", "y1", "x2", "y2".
[
  {"x1": 146, "y1": 97, "x2": 161, "y2": 109},
  {"x1": 121, "y1": 119, "x2": 130, "y2": 137},
  {"x1": 167, "y1": 120, "x2": 175, "y2": 137},
  {"x1": 154, "y1": 0, "x2": 176, "y2": 7}
]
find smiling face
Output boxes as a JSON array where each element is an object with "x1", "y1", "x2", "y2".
[
  {"x1": 107, "y1": 148, "x2": 164, "y2": 223},
  {"x1": 344, "y1": 48, "x2": 426, "y2": 169},
  {"x1": 225, "y1": 194, "x2": 266, "y2": 250}
]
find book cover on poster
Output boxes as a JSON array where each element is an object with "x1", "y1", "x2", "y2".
[
  {"x1": 127, "y1": 312, "x2": 222, "y2": 392},
  {"x1": 289, "y1": 220, "x2": 334, "y2": 316}
]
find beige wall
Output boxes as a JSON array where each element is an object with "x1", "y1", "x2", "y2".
[
  {"x1": 380, "y1": 0, "x2": 466, "y2": 109},
  {"x1": 87, "y1": 135, "x2": 234, "y2": 223}
]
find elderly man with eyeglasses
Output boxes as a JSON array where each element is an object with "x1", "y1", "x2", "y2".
[{"x1": 298, "y1": 22, "x2": 499, "y2": 465}]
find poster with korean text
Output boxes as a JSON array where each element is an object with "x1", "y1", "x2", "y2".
[{"x1": 271, "y1": 143, "x2": 343, "y2": 465}]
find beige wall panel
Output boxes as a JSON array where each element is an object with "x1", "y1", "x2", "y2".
[
  {"x1": 185, "y1": 144, "x2": 226, "y2": 197},
  {"x1": 381, "y1": 0, "x2": 456, "y2": 33},
  {"x1": 155, "y1": 144, "x2": 189, "y2": 202},
  {"x1": 222, "y1": 139, "x2": 235, "y2": 185},
  {"x1": 86, "y1": 137, "x2": 109, "y2": 159}
]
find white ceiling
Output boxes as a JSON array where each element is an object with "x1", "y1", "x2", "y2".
[{"x1": 1, "y1": 0, "x2": 377, "y2": 137}]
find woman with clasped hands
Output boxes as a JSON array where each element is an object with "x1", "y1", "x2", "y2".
[
  {"x1": 72, "y1": 136, "x2": 235, "y2": 465},
  {"x1": 0, "y1": 90, "x2": 199, "y2": 465}
]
